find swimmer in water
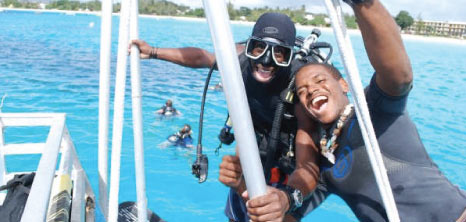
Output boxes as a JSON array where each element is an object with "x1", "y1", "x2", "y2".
[
  {"x1": 209, "y1": 82, "x2": 223, "y2": 92},
  {"x1": 156, "y1": 99, "x2": 181, "y2": 116},
  {"x1": 167, "y1": 124, "x2": 193, "y2": 148}
]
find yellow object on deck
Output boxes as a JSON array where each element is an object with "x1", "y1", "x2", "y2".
[{"x1": 46, "y1": 174, "x2": 72, "y2": 222}]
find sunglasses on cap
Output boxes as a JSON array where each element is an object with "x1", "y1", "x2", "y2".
[{"x1": 245, "y1": 36, "x2": 294, "y2": 67}]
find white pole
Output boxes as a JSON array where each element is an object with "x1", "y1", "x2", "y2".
[
  {"x1": 98, "y1": 0, "x2": 112, "y2": 218},
  {"x1": 0, "y1": 116, "x2": 6, "y2": 187},
  {"x1": 323, "y1": 0, "x2": 400, "y2": 221},
  {"x1": 129, "y1": 0, "x2": 148, "y2": 221},
  {"x1": 201, "y1": 0, "x2": 267, "y2": 198},
  {"x1": 21, "y1": 115, "x2": 66, "y2": 222},
  {"x1": 108, "y1": 0, "x2": 131, "y2": 220}
]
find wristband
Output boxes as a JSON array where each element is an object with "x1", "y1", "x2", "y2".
[
  {"x1": 343, "y1": 0, "x2": 369, "y2": 6},
  {"x1": 150, "y1": 47, "x2": 158, "y2": 59}
]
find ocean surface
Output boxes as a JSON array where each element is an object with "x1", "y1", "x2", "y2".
[{"x1": 1, "y1": 10, "x2": 465, "y2": 222}]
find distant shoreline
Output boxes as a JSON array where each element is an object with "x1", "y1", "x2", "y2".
[{"x1": 2, "y1": 7, "x2": 465, "y2": 45}]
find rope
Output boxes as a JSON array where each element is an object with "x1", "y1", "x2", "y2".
[{"x1": 323, "y1": 0, "x2": 400, "y2": 221}]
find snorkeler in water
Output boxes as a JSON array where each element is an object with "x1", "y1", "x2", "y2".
[
  {"x1": 167, "y1": 124, "x2": 193, "y2": 148},
  {"x1": 209, "y1": 82, "x2": 223, "y2": 92},
  {"x1": 156, "y1": 99, "x2": 181, "y2": 116}
]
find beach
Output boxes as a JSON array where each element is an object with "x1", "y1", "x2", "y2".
[
  {"x1": 2, "y1": 7, "x2": 465, "y2": 45},
  {"x1": 142, "y1": 12, "x2": 466, "y2": 45}
]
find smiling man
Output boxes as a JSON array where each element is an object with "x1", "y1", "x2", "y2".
[
  {"x1": 244, "y1": 0, "x2": 466, "y2": 222},
  {"x1": 131, "y1": 12, "x2": 324, "y2": 222}
]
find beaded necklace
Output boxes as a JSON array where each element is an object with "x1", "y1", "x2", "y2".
[{"x1": 319, "y1": 104, "x2": 354, "y2": 164}]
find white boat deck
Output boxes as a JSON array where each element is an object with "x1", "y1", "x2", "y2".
[{"x1": 0, "y1": 113, "x2": 96, "y2": 222}]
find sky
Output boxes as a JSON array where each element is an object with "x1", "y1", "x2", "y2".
[{"x1": 169, "y1": 0, "x2": 466, "y2": 23}]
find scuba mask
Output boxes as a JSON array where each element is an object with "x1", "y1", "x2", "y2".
[{"x1": 245, "y1": 36, "x2": 294, "y2": 67}]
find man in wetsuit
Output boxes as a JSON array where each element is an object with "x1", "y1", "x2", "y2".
[
  {"x1": 131, "y1": 13, "x2": 318, "y2": 222},
  {"x1": 168, "y1": 124, "x2": 193, "y2": 148},
  {"x1": 156, "y1": 99, "x2": 181, "y2": 116},
  {"x1": 244, "y1": 0, "x2": 466, "y2": 222}
]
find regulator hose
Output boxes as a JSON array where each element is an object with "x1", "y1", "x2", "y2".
[
  {"x1": 191, "y1": 62, "x2": 216, "y2": 183},
  {"x1": 264, "y1": 75, "x2": 296, "y2": 180}
]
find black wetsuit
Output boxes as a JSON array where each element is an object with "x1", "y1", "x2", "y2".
[
  {"x1": 225, "y1": 53, "x2": 316, "y2": 221},
  {"x1": 160, "y1": 106, "x2": 177, "y2": 115},
  {"x1": 317, "y1": 75, "x2": 466, "y2": 221}
]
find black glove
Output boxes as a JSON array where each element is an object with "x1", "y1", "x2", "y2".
[
  {"x1": 343, "y1": 0, "x2": 368, "y2": 6},
  {"x1": 218, "y1": 127, "x2": 235, "y2": 145}
]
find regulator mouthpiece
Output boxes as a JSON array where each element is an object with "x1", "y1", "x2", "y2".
[{"x1": 192, "y1": 152, "x2": 208, "y2": 183}]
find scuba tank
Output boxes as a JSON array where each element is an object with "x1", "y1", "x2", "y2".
[{"x1": 168, "y1": 132, "x2": 193, "y2": 147}]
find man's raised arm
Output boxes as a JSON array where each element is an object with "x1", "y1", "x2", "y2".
[
  {"x1": 130, "y1": 39, "x2": 246, "y2": 69},
  {"x1": 352, "y1": 0, "x2": 413, "y2": 96},
  {"x1": 130, "y1": 39, "x2": 216, "y2": 68}
]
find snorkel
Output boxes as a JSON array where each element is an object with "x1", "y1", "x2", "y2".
[
  {"x1": 248, "y1": 48, "x2": 284, "y2": 85},
  {"x1": 256, "y1": 49, "x2": 274, "y2": 67}
]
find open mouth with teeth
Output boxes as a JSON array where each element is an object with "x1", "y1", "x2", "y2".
[
  {"x1": 254, "y1": 66, "x2": 274, "y2": 82},
  {"x1": 311, "y1": 95, "x2": 328, "y2": 112}
]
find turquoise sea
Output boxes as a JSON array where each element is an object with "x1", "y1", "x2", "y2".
[{"x1": 1, "y1": 10, "x2": 465, "y2": 221}]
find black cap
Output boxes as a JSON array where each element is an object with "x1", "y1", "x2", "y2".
[{"x1": 252, "y1": 12, "x2": 296, "y2": 47}]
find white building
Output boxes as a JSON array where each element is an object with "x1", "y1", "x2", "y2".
[
  {"x1": 305, "y1": 14, "x2": 314, "y2": 21},
  {"x1": 407, "y1": 20, "x2": 466, "y2": 39}
]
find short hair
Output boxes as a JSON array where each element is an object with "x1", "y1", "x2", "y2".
[
  {"x1": 166, "y1": 99, "x2": 173, "y2": 106},
  {"x1": 295, "y1": 63, "x2": 343, "y2": 80}
]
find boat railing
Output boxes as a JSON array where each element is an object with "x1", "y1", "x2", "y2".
[{"x1": 0, "y1": 113, "x2": 95, "y2": 222}]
